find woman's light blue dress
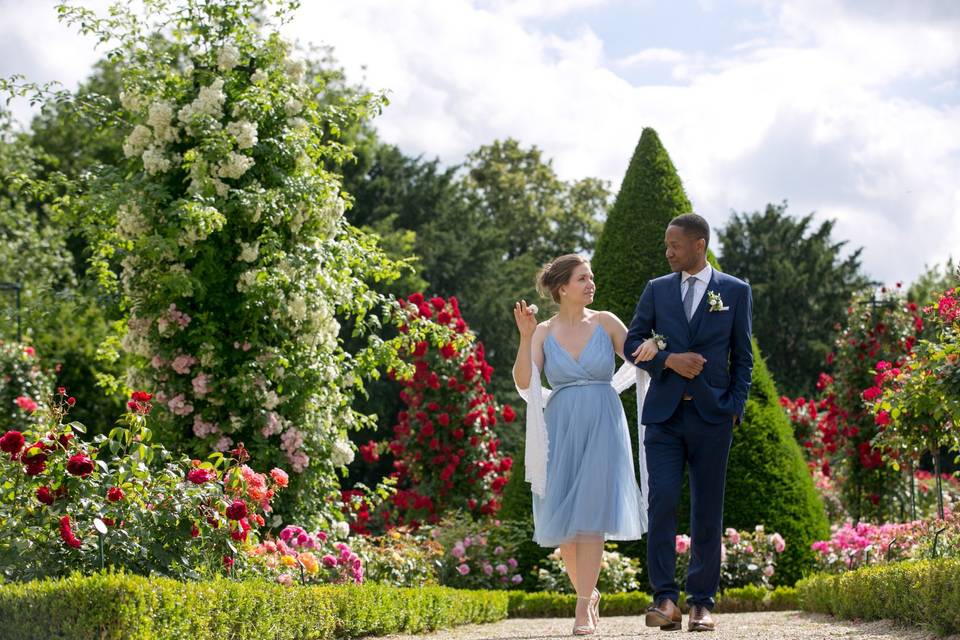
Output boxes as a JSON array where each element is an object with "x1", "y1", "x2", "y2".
[{"x1": 532, "y1": 324, "x2": 645, "y2": 547}]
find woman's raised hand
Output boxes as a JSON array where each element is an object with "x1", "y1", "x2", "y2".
[{"x1": 514, "y1": 300, "x2": 538, "y2": 338}]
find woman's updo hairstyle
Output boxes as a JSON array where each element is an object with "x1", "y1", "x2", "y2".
[{"x1": 536, "y1": 254, "x2": 589, "y2": 303}]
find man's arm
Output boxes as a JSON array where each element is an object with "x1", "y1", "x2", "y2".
[
  {"x1": 728, "y1": 283, "x2": 754, "y2": 423},
  {"x1": 625, "y1": 281, "x2": 670, "y2": 380}
]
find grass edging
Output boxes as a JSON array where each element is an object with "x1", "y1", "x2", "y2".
[{"x1": 797, "y1": 559, "x2": 960, "y2": 637}]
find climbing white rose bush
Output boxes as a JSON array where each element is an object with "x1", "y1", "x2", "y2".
[{"x1": 48, "y1": 0, "x2": 458, "y2": 521}]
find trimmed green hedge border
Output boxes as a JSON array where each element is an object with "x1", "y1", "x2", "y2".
[
  {"x1": 797, "y1": 559, "x2": 960, "y2": 637},
  {"x1": 0, "y1": 573, "x2": 800, "y2": 639},
  {"x1": 508, "y1": 585, "x2": 798, "y2": 618},
  {"x1": 0, "y1": 573, "x2": 508, "y2": 640}
]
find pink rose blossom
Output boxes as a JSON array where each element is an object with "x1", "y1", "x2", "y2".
[
  {"x1": 171, "y1": 354, "x2": 198, "y2": 375},
  {"x1": 213, "y1": 435, "x2": 233, "y2": 452},
  {"x1": 675, "y1": 534, "x2": 691, "y2": 554},
  {"x1": 191, "y1": 373, "x2": 212, "y2": 397},
  {"x1": 168, "y1": 394, "x2": 194, "y2": 416},
  {"x1": 192, "y1": 416, "x2": 218, "y2": 438},
  {"x1": 457, "y1": 564, "x2": 470, "y2": 575}
]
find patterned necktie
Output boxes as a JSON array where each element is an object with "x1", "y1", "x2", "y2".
[{"x1": 683, "y1": 275, "x2": 696, "y2": 321}]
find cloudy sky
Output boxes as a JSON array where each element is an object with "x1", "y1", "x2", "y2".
[{"x1": 2, "y1": 0, "x2": 958, "y2": 284}]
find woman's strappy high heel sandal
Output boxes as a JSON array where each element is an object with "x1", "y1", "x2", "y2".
[
  {"x1": 573, "y1": 595, "x2": 596, "y2": 636},
  {"x1": 590, "y1": 588, "x2": 600, "y2": 629}
]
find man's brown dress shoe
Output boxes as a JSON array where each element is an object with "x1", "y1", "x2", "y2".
[
  {"x1": 687, "y1": 605, "x2": 716, "y2": 632},
  {"x1": 644, "y1": 598, "x2": 682, "y2": 631}
]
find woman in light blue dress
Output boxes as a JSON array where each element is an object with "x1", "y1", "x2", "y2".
[{"x1": 513, "y1": 254, "x2": 658, "y2": 635}]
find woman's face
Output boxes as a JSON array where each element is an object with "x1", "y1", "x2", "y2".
[{"x1": 560, "y1": 263, "x2": 595, "y2": 305}]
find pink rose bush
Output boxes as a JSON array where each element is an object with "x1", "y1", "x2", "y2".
[
  {"x1": 810, "y1": 512, "x2": 960, "y2": 573},
  {"x1": 429, "y1": 516, "x2": 524, "y2": 590},
  {"x1": 675, "y1": 526, "x2": 787, "y2": 589},
  {"x1": 248, "y1": 525, "x2": 363, "y2": 585}
]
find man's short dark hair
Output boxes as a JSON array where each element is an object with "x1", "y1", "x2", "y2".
[{"x1": 669, "y1": 213, "x2": 710, "y2": 248}]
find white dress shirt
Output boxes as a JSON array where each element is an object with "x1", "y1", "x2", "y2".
[{"x1": 681, "y1": 263, "x2": 713, "y2": 318}]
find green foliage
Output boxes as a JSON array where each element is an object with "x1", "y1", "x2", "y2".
[
  {"x1": 720, "y1": 343, "x2": 830, "y2": 585},
  {"x1": 798, "y1": 560, "x2": 960, "y2": 636},
  {"x1": 0, "y1": 342, "x2": 55, "y2": 429},
  {"x1": 716, "y1": 202, "x2": 871, "y2": 396},
  {"x1": 908, "y1": 258, "x2": 958, "y2": 306},
  {"x1": 0, "y1": 573, "x2": 509, "y2": 639},
  {"x1": 0, "y1": 114, "x2": 125, "y2": 426}
]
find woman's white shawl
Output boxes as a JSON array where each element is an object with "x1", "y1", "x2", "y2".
[{"x1": 514, "y1": 351, "x2": 650, "y2": 514}]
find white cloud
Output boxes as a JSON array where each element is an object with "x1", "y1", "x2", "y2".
[{"x1": 1, "y1": 0, "x2": 957, "y2": 284}]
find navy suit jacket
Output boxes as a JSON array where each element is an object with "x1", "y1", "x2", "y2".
[{"x1": 624, "y1": 269, "x2": 753, "y2": 426}]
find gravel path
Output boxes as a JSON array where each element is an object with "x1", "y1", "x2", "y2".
[{"x1": 364, "y1": 611, "x2": 960, "y2": 640}]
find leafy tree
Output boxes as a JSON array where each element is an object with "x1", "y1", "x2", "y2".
[
  {"x1": 717, "y1": 202, "x2": 871, "y2": 396},
  {"x1": 0, "y1": 112, "x2": 125, "y2": 426}
]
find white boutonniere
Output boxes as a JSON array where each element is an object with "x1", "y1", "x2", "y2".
[
  {"x1": 650, "y1": 330, "x2": 667, "y2": 350},
  {"x1": 707, "y1": 290, "x2": 729, "y2": 312}
]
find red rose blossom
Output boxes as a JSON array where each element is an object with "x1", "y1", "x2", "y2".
[
  {"x1": 186, "y1": 468, "x2": 217, "y2": 484},
  {"x1": 0, "y1": 430, "x2": 25, "y2": 456},
  {"x1": 225, "y1": 499, "x2": 248, "y2": 521},
  {"x1": 107, "y1": 486, "x2": 125, "y2": 502},
  {"x1": 36, "y1": 486, "x2": 54, "y2": 505},
  {"x1": 66, "y1": 453, "x2": 95, "y2": 477},
  {"x1": 59, "y1": 515, "x2": 82, "y2": 549}
]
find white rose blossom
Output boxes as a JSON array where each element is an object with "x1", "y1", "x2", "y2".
[
  {"x1": 284, "y1": 97, "x2": 302, "y2": 115},
  {"x1": 141, "y1": 146, "x2": 172, "y2": 175},
  {"x1": 217, "y1": 43, "x2": 241, "y2": 71},
  {"x1": 178, "y1": 78, "x2": 226, "y2": 126},
  {"x1": 217, "y1": 152, "x2": 255, "y2": 179},
  {"x1": 250, "y1": 68, "x2": 268, "y2": 85},
  {"x1": 330, "y1": 440, "x2": 354, "y2": 467},
  {"x1": 288, "y1": 295, "x2": 307, "y2": 322},
  {"x1": 123, "y1": 124, "x2": 152, "y2": 158},
  {"x1": 147, "y1": 101, "x2": 178, "y2": 144},
  {"x1": 238, "y1": 241, "x2": 260, "y2": 263},
  {"x1": 226, "y1": 120, "x2": 258, "y2": 149}
]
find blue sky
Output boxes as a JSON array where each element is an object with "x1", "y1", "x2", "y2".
[{"x1": 2, "y1": 0, "x2": 958, "y2": 285}]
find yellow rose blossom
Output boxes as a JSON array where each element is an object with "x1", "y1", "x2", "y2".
[
  {"x1": 299, "y1": 551, "x2": 319, "y2": 574},
  {"x1": 281, "y1": 554, "x2": 297, "y2": 567}
]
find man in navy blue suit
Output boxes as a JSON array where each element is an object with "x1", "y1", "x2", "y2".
[{"x1": 624, "y1": 213, "x2": 753, "y2": 632}]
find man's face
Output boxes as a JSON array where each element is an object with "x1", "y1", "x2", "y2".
[{"x1": 664, "y1": 225, "x2": 703, "y2": 273}]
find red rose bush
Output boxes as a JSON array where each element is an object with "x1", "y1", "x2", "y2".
[{"x1": 0, "y1": 390, "x2": 286, "y2": 581}]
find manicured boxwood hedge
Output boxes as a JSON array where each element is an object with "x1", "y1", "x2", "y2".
[
  {"x1": 0, "y1": 573, "x2": 509, "y2": 640},
  {"x1": 507, "y1": 585, "x2": 798, "y2": 618},
  {"x1": 798, "y1": 559, "x2": 960, "y2": 637},
  {"x1": 0, "y1": 572, "x2": 805, "y2": 639}
]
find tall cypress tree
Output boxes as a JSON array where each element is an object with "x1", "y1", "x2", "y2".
[{"x1": 591, "y1": 128, "x2": 691, "y2": 321}]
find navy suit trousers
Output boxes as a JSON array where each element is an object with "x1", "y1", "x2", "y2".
[{"x1": 644, "y1": 400, "x2": 733, "y2": 609}]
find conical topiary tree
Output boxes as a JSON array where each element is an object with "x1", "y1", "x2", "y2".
[
  {"x1": 591, "y1": 128, "x2": 691, "y2": 322},
  {"x1": 501, "y1": 127, "x2": 828, "y2": 587}
]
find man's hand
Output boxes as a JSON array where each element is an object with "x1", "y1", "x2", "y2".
[{"x1": 665, "y1": 352, "x2": 706, "y2": 379}]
